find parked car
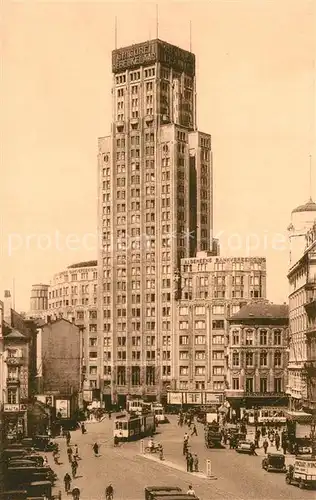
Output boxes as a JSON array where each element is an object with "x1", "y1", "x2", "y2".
[
  {"x1": 262, "y1": 453, "x2": 286, "y2": 473},
  {"x1": 145, "y1": 486, "x2": 182, "y2": 500},
  {"x1": 235, "y1": 440, "x2": 255, "y2": 454}
]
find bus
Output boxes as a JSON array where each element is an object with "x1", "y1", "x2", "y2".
[{"x1": 113, "y1": 412, "x2": 155, "y2": 441}]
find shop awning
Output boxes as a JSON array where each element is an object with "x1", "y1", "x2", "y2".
[{"x1": 284, "y1": 410, "x2": 314, "y2": 423}]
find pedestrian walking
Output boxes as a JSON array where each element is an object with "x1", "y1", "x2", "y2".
[
  {"x1": 81, "y1": 423, "x2": 86, "y2": 435},
  {"x1": 186, "y1": 452, "x2": 191, "y2": 472},
  {"x1": 93, "y1": 442, "x2": 99, "y2": 457},
  {"x1": 71, "y1": 458, "x2": 78, "y2": 478},
  {"x1": 193, "y1": 454, "x2": 199, "y2": 472},
  {"x1": 263, "y1": 438, "x2": 268, "y2": 454},
  {"x1": 67, "y1": 446, "x2": 73, "y2": 463},
  {"x1": 189, "y1": 452, "x2": 194, "y2": 472},
  {"x1": 53, "y1": 449, "x2": 60, "y2": 465},
  {"x1": 275, "y1": 432, "x2": 280, "y2": 451},
  {"x1": 191, "y1": 424, "x2": 198, "y2": 437},
  {"x1": 60, "y1": 425, "x2": 64, "y2": 437},
  {"x1": 105, "y1": 484, "x2": 114, "y2": 500},
  {"x1": 282, "y1": 440, "x2": 287, "y2": 455},
  {"x1": 250, "y1": 442, "x2": 257, "y2": 456},
  {"x1": 74, "y1": 444, "x2": 80, "y2": 460},
  {"x1": 64, "y1": 473, "x2": 71, "y2": 494}
]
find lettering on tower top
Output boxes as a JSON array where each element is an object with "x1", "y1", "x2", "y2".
[{"x1": 112, "y1": 39, "x2": 195, "y2": 76}]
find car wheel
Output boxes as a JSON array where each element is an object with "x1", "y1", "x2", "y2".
[{"x1": 285, "y1": 476, "x2": 291, "y2": 485}]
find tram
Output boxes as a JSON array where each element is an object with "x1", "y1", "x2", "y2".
[{"x1": 113, "y1": 412, "x2": 156, "y2": 441}]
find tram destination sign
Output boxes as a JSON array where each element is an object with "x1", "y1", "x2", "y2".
[{"x1": 112, "y1": 40, "x2": 195, "y2": 76}]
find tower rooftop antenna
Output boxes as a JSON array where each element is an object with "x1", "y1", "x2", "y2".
[
  {"x1": 309, "y1": 154, "x2": 313, "y2": 201},
  {"x1": 156, "y1": 4, "x2": 159, "y2": 39},
  {"x1": 189, "y1": 20, "x2": 192, "y2": 52},
  {"x1": 115, "y1": 16, "x2": 118, "y2": 50}
]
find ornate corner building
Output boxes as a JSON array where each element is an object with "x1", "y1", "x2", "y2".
[
  {"x1": 225, "y1": 302, "x2": 289, "y2": 417},
  {"x1": 287, "y1": 214, "x2": 316, "y2": 412}
]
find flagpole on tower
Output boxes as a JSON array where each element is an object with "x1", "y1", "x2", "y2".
[{"x1": 189, "y1": 21, "x2": 192, "y2": 52}]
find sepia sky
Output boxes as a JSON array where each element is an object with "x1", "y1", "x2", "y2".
[{"x1": 1, "y1": 0, "x2": 315, "y2": 311}]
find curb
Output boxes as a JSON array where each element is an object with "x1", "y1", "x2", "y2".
[{"x1": 138, "y1": 453, "x2": 217, "y2": 480}]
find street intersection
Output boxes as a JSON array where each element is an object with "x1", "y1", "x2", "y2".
[{"x1": 48, "y1": 415, "x2": 315, "y2": 500}]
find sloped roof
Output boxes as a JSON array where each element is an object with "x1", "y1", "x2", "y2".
[
  {"x1": 292, "y1": 198, "x2": 316, "y2": 214},
  {"x1": 67, "y1": 260, "x2": 97, "y2": 269},
  {"x1": 4, "y1": 325, "x2": 27, "y2": 339},
  {"x1": 41, "y1": 317, "x2": 79, "y2": 328},
  {"x1": 230, "y1": 302, "x2": 289, "y2": 321}
]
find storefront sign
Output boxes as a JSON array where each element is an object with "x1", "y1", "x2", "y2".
[
  {"x1": 185, "y1": 392, "x2": 202, "y2": 405},
  {"x1": 204, "y1": 393, "x2": 221, "y2": 404},
  {"x1": 167, "y1": 392, "x2": 183, "y2": 405},
  {"x1": 55, "y1": 399, "x2": 70, "y2": 419},
  {"x1": 4, "y1": 404, "x2": 19, "y2": 412}
]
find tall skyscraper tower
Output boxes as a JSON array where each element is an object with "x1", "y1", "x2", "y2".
[{"x1": 98, "y1": 39, "x2": 213, "y2": 406}]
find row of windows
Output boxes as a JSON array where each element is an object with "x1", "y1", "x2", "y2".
[
  {"x1": 231, "y1": 329, "x2": 283, "y2": 346},
  {"x1": 231, "y1": 377, "x2": 283, "y2": 393},
  {"x1": 50, "y1": 283, "x2": 97, "y2": 298},
  {"x1": 179, "y1": 366, "x2": 224, "y2": 376},
  {"x1": 179, "y1": 335, "x2": 224, "y2": 345},
  {"x1": 179, "y1": 320, "x2": 224, "y2": 330},
  {"x1": 231, "y1": 351, "x2": 283, "y2": 367}
]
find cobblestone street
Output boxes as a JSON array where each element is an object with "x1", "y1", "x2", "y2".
[{"x1": 47, "y1": 416, "x2": 315, "y2": 500}]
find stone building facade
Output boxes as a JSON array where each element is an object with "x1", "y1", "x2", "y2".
[{"x1": 226, "y1": 302, "x2": 289, "y2": 415}]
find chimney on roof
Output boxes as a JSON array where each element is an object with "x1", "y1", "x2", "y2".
[{"x1": 4, "y1": 290, "x2": 12, "y2": 326}]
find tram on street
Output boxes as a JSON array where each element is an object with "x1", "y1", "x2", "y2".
[
  {"x1": 113, "y1": 412, "x2": 156, "y2": 441},
  {"x1": 126, "y1": 399, "x2": 144, "y2": 415},
  {"x1": 152, "y1": 405, "x2": 166, "y2": 423},
  {"x1": 245, "y1": 408, "x2": 286, "y2": 425}
]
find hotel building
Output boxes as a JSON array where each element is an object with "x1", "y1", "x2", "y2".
[{"x1": 97, "y1": 39, "x2": 213, "y2": 405}]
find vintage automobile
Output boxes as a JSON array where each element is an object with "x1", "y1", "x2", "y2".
[
  {"x1": 3, "y1": 448, "x2": 28, "y2": 460},
  {"x1": 285, "y1": 456, "x2": 316, "y2": 489},
  {"x1": 262, "y1": 453, "x2": 287, "y2": 473},
  {"x1": 0, "y1": 492, "x2": 27, "y2": 500},
  {"x1": 5, "y1": 466, "x2": 57, "y2": 489},
  {"x1": 26, "y1": 480, "x2": 62, "y2": 499},
  {"x1": 152, "y1": 495, "x2": 199, "y2": 500},
  {"x1": 33, "y1": 435, "x2": 57, "y2": 451},
  {"x1": 235, "y1": 440, "x2": 255, "y2": 454},
  {"x1": 7, "y1": 459, "x2": 40, "y2": 469},
  {"x1": 145, "y1": 486, "x2": 182, "y2": 500}
]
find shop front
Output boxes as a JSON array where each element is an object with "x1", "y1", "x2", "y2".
[{"x1": 3, "y1": 403, "x2": 27, "y2": 443}]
